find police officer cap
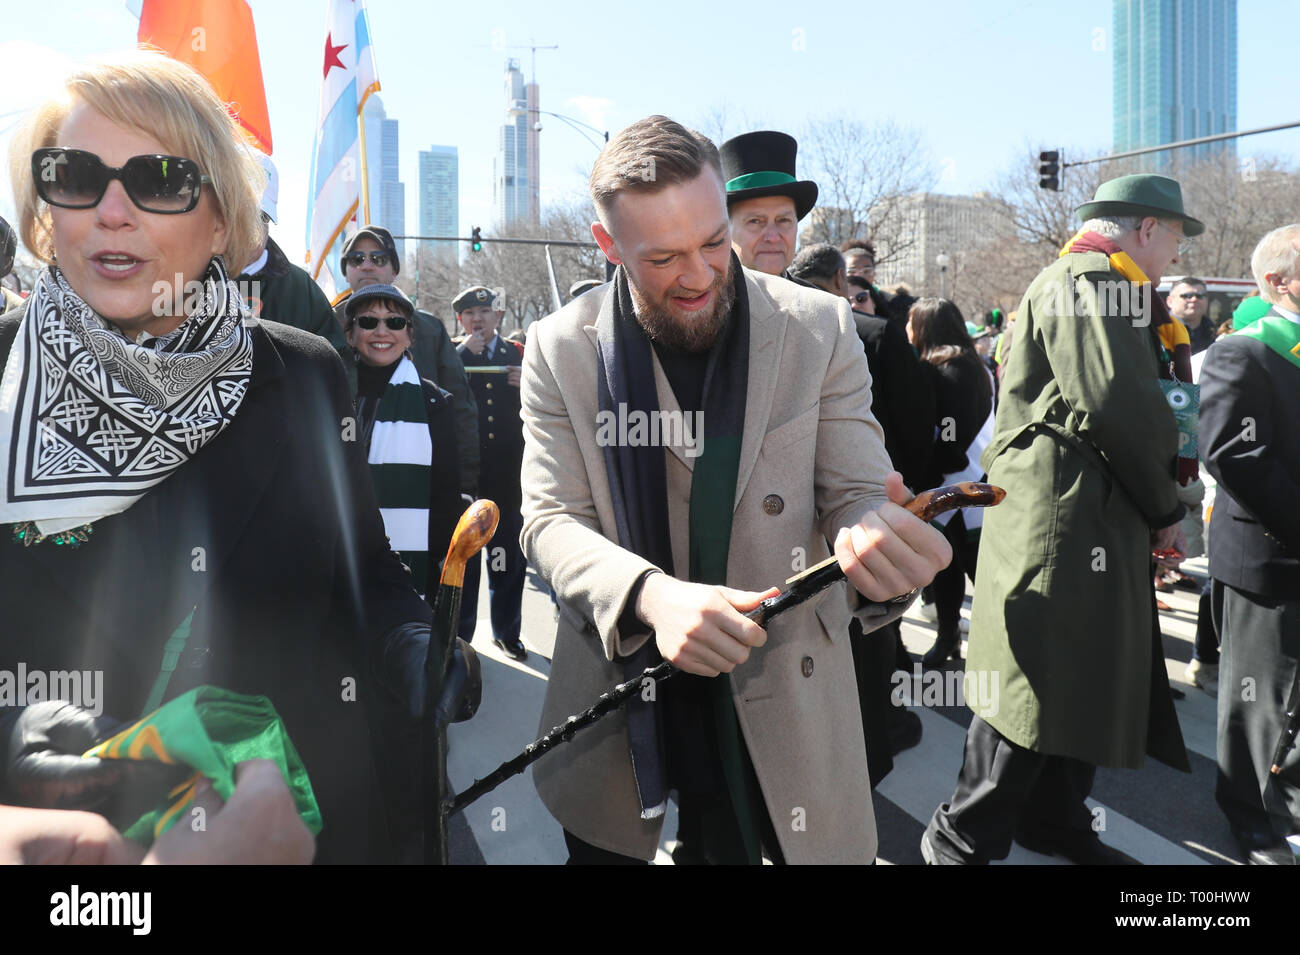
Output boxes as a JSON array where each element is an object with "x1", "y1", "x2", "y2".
[{"x1": 453, "y1": 285, "x2": 496, "y2": 314}]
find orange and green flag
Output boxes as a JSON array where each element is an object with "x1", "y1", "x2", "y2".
[
  {"x1": 136, "y1": 0, "x2": 273, "y2": 154},
  {"x1": 85, "y1": 686, "x2": 321, "y2": 844}
]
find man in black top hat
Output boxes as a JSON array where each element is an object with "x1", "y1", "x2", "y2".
[
  {"x1": 332, "y1": 225, "x2": 479, "y2": 494},
  {"x1": 454, "y1": 285, "x2": 528, "y2": 661},
  {"x1": 719, "y1": 131, "x2": 818, "y2": 277}
]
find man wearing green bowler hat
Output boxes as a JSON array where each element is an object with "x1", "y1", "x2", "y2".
[
  {"x1": 720, "y1": 131, "x2": 818, "y2": 277},
  {"x1": 922, "y1": 173, "x2": 1201, "y2": 865}
]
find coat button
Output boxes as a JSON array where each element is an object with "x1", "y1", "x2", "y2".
[
  {"x1": 486, "y1": 382, "x2": 493, "y2": 390},
  {"x1": 488, "y1": 432, "x2": 495, "y2": 439},
  {"x1": 762, "y1": 494, "x2": 784, "y2": 515},
  {"x1": 486, "y1": 399, "x2": 493, "y2": 406},
  {"x1": 801, "y1": 656, "x2": 814, "y2": 678},
  {"x1": 488, "y1": 415, "x2": 495, "y2": 423}
]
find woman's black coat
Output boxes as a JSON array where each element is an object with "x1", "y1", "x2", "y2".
[{"x1": 0, "y1": 309, "x2": 431, "y2": 863}]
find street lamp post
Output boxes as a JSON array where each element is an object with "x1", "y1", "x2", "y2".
[
  {"x1": 936, "y1": 251, "x2": 951, "y2": 300},
  {"x1": 510, "y1": 105, "x2": 609, "y2": 149}
]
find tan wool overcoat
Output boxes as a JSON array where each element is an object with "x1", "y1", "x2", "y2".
[{"x1": 519, "y1": 267, "x2": 911, "y2": 863}]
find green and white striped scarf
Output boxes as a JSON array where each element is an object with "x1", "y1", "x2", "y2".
[{"x1": 367, "y1": 356, "x2": 433, "y2": 595}]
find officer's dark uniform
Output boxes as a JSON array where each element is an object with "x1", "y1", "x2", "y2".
[{"x1": 454, "y1": 286, "x2": 527, "y2": 659}]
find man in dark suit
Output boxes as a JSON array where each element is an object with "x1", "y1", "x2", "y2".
[
  {"x1": 1199, "y1": 223, "x2": 1300, "y2": 865},
  {"x1": 454, "y1": 286, "x2": 528, "y2": 661}
]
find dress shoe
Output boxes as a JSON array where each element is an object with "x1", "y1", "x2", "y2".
[
  {"x1": 921, "y1": 624, "x2": 962, "y2": 669},
  {"x1": 668, "y1": 840, "x2": 706, "y2": 865},
  {"x1": 1232, "y1": 826, "x2": 1296, "y2": 865},
  {"x1": 493, "y1": 637, "x2": 528, "y2": 661},
  {"x1": 886, "y1": 709, "x2": 923, "y2": 756},
  {"x1": 1154, "y1": 575, "x2": 1173, "y2": 593},
  {"x1": 1014, "y1": 829, "x2": 1139, "y2": 865},
  {"x1": 1169, "y1": 571, "x2": 1201, "y2": 592},
  {"x1": 1245, "y1": 843, "x2": 1295, "y2": 865},
  {"x1": 1185, "y1": 658, "x2": 1218, "y2": 695},
  {"x1": 1155, "y1": 597, "x2": 1173, "y2": 612}
]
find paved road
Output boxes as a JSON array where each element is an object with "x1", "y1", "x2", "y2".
[{"x1": 447, "y1": 557, "x2": 1269, "y2": 865}]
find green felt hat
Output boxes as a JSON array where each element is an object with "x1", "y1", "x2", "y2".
[{"x1": 1075, "y1": 174, "x2": 1204, "y2": 237}]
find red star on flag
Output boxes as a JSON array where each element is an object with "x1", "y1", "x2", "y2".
[{"x1": 323, "y1": 33, "x2": 348, "y2": 78}]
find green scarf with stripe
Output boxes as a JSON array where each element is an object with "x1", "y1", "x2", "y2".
[{"x1": 366, "y1": 356, "x2": 434, "y2": 594}]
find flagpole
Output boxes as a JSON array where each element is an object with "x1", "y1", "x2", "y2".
[{"x1": 356, "y1": 106, "x2": 372, "y2": 225}]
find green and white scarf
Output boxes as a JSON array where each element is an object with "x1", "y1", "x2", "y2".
[{"x1": 367, "y1": 355, "x2": 433, "y2": 594}]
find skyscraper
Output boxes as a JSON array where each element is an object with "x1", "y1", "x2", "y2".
[
  {"x1": 363, "y1": 95, "x2": 406, "y2": 259},
  {"x1": 419, "y1": 146, "x2": 459, "y2": 259},
  {"x1": 1113, "y1": 0, "x2": 1237, "y2": 168},
  {"x1": 493, "y1": 58, "x2": 540, "y2": 227}
]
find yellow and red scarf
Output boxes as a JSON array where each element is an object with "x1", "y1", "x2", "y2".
[{"x1": 1061, "y1": 230, "x2": 1197, "y2": 484}]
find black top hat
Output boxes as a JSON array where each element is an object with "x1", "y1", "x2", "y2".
[{"x1": 719, "y1": 131, "x2": 819, "y2": 221}]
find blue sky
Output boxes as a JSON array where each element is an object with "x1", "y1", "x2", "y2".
[{"x1": 3, "y1": 0, "x2": 1295, "y2": 267}]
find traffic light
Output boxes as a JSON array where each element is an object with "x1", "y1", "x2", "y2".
[
  {"x1": 1038, "y1": 150, "x2": 1061, "y2": 191},
  {"x1": 471, "y1": 226, "x2": 482, "y2": 253}
]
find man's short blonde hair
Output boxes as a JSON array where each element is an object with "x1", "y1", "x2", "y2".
[
  {"x1": 589, "y1": 115, "x2": 720, "y2": 226},
  {"x1": 9, "y1": 49, "x2": 264, "y2": 273},
  {"x1": 1250, "y1": 223, "x2": 1300, "y2": 304}
]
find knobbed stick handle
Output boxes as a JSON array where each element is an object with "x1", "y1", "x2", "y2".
[
  {"x1": 439, "y1": 500, "x2": 499, "y2": 589},
  {"x1": 745, "y1": 481, "x2": 1006, "y2": 626}
]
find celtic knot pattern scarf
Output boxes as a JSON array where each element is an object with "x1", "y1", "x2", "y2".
[{"x1": 0, "y1": 258, "x2": 253, "y2": 536}]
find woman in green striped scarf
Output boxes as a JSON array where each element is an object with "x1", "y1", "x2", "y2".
[{"x1": 342, "y1": 284, "x2": 463, "y2": 600}]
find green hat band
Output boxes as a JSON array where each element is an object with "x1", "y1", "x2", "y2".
[{"x1": 726, "y1": 171, "x2": 797, "y2": 192}]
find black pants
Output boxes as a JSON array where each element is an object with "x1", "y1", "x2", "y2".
[
  {"x1": 1213, "y1": 581, "x2": 1300, "y2": 842},
  {"x1": 933, "y1": 512, "x2": 980, "y2": 630},
  {"x1": 850, "y1": 615, "x2": 900, "y2": 788},
  {"x1": 563, "y1": 788, "x2": 788, "y2": 865},
  {"x1": 924, "y1": 715, "x2": 1096, "y2": 864},
  {"x1": 1193, "y1": 576, "x2": 1221, "y2": 665}
]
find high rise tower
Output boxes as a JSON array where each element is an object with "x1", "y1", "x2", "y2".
[
  {"x1": 1113, "y1": 0, "x2": 1237, "y2": 168},
  {"x1": 493, "y1": 59, "x2": 539, "y2": 226},
  {"x1": 419, "y1": 146, "x2": 459, "y2": 259}
]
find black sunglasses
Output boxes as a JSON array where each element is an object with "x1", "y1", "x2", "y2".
[
  {"x1": 354, "y1": 314, "x2": 409, "y2": 331},
  {"x1": 32, "y1": 147, "x2": 209, "y2": 214},
  {"x1": 343, "y1": 251, "x2": 390, "y2": 268},
  {"x1": 1177, "y1": 292, "x2": 1206, "y2": 299}
]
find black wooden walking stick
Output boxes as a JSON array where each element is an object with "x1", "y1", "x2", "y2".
[
  {"x1": 424, "y1": 499, "x2": 499, "y2": 865},
  {"x1": 444, "y1": 481, "x2": 1005, "y2": 816}
]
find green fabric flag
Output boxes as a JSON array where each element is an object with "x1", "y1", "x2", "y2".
[{"x1": 83, "y1": 686, "x2": 323, "y2": 845}]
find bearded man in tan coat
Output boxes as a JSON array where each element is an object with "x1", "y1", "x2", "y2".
[{"x1": 519, "y1": 115, "x2": 950, "y2": 864}]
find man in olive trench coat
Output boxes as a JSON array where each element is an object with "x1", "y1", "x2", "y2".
[{"x1": 923, "y1": 174, "x2": 1196, "y2": 865}]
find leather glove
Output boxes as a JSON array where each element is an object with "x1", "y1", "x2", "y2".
[
  {"x1": 4, "y1": 701, "x2": 192, "y2": 829},
  {"x1": 437, "y1": 638, "x2": 481, "y2": 725},
  {"x1": 374, "y1": 624, "x2": 481, "y2": 725},
  {"x1": 374, "y1": 622, "x2": 433, "y2": 721}
]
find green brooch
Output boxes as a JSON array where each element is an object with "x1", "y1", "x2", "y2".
[{"x1": 11, "y1": 522, "x2": 94, "y2": 548}]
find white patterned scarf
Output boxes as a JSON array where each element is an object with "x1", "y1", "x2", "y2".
[{"x1": 0, "y1": 258, "x2": 253, "y2": 536}]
